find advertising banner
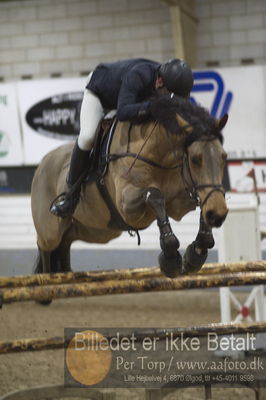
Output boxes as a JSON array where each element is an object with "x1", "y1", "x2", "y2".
[
  {"x1": 0, "y1": 166, "x2": 36, "y2": 193},
  {"x1": 191, "y1": 66, "x2": 266, "y2": 159},
  {"x1": 227, "y1": 160, "x2": 266, "y2": 193},
  {"x1": 17, "y1": 78, "x2": 86, "y2": 165},
  {"x1": 6, "y1": 65, "x2": 266, "y2": 168},
  {"x1": 0, "y1": 83, "x2": 23, "y2": 166}
]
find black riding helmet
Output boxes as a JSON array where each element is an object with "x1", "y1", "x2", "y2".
[{"x1": 158, "y1": 58, "x2": 194, "y2": 97}]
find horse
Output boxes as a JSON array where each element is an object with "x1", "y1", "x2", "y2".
[{"x1": 31, "y1": 95, "x2": 228, "y2": 279}]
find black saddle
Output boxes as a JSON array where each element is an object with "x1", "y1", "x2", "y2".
[{"x1": 86, "y1": 115, "x2": 118, "y2": 182}]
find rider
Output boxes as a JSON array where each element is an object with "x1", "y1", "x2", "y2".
[{"x1": 50, "y1": 58, "x2": 194, "y2": 218}]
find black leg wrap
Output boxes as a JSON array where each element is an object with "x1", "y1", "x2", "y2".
[
  {"x1": 182, "y1": 241, "x2": 208, "y2": 274},
  {"x1": 158, "y1": 221, "x2": 182, "y2": 278},
  {"x1": 195, "y1": 231, "x2": 215, "y2": 249},
  {"x1": 196, "y1": 213, "x2": 215, "y2": 249},
  {"x1": 159, "y1": 230, "x2": 180, "y2": 256},
  {"x1": 159, "y1": 251, "x2": 183, "y2": 278},
  {"x1": 144, "y1": 187, "x2": 182, "y2": 278}
]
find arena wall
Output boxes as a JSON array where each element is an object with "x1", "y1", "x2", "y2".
[
  {"x1": 1, "y1": 0, "x2": 266, "y2": 81},
  {"x1": 0, "y1": 0, "x2": 174, "y2": 81},
  {"x1": 195, "y1": 0, "x2": 266, "y2": 68}
]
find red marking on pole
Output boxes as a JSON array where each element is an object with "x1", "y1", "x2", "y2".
[{"x1": 241, "y1": 306, "x2": 250, "y2": 318}]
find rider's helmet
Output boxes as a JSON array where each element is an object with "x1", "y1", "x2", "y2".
[{"x1": 158, "y1": 58, "x2": 194, "y2": 97}]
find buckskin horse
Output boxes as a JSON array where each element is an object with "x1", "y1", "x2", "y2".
[{"x1": 31, "y1": 95, "x2": 228, "y2": 279}]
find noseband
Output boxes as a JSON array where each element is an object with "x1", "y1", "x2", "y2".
[{"x1": 182, "y1": 137, "x2": 225, "y2": 208}]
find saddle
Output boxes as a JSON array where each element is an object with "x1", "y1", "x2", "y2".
[{"x1": 87, "y1": 112, "x2": 117, "y2": 181}]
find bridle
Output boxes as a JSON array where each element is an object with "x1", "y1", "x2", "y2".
[
  {"x1": 107, "y1": 122, "x2": 225, "y2": 210},
  {"x1": 181, "y1": 136, "x2": 225, "y2": 208}
]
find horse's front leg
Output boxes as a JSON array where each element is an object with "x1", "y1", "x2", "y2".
[
  {"x1": 144, "y1": 187, "x2": 182, "y2": 278},
  {"x1": 182, "y1": 212, "x2": 215, "y2": 274}
]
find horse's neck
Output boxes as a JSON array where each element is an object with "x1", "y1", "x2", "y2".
[
  {"x1": 129, "y1": 122, "x2": 183, "y2": 164},
  {"x1": 110, "y1": 121, "x2": 183, "y2": 168}
]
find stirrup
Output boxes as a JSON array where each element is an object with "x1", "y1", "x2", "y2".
[
  {"x1": 50, "y1": 192, "x2": 79, "y2": 218},
  {"x1": 50, "y1": 163, "x2": 89, "y2": 218}
]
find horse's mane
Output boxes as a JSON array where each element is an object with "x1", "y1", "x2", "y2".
[{"x1": 149, "y1": 95, "x2": 224, "y2": 146}]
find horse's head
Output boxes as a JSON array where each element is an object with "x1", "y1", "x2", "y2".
[
  {"x1": 151, "y1": 96, "x2": 229, "y2": 228},
  {"x1": 177, "y1": 111, "x2": 228, "y2": 228}
]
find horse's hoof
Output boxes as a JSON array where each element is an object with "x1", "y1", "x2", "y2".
[
  {"x1": 160, "y1": 233, "x2": 180, "y2": 258},
  {"x1": 159, "y1": 251, "x2": 182, "y2": 278},
  {"x1": 182, "y1": 242, "x2": 208, "y2": 274}
]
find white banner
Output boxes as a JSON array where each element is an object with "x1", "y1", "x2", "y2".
[
  {"x1": 191, "y1": 66, "x2": 266, "y2": 159},
  {"x1": 17, "y1": 78, "x2": 86, "y2": 165},
  {"x1": 0, "y1": 83, "x2": 23, "y2": 166}
]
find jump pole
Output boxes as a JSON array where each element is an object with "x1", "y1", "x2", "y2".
[
  {"x1": 0, "y1": 260, "x2": 266, "y2": 289},
  {"x1": 1, "y1": 271, "x2": 266, "y2": 305}
]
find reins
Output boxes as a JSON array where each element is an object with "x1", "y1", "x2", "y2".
[
  {"x1": 108, "y1": 121, "x2": 181, "y2": 177},
  {"x1": 123, "y1": 121, "x2": 159, "y2": 177}
]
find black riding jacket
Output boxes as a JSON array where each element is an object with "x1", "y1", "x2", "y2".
[{"x1": 86, "y1": 58, "x2": 160, "y2": 121}]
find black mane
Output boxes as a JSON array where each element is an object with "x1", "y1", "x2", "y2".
[{"x1": 149, "y1": 95, "x2": 223, "y2": 146}]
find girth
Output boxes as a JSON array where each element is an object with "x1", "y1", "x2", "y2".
[{"x1": 95, "y1": 175, "x2": 142, "y2": 244}]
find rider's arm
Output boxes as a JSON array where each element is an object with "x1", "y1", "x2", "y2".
[{"x1": 116, "y1": 66, "x2": 153, "y2": 121}]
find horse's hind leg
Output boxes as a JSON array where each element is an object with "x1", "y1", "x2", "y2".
[
  {"x1": 33, "y1": 247, "x2": 53, "y2": 305},
  {"x1": 36, "y1": 242, "x2": 71, "y2": 274},
  {"x1": 34, "y1": 223, "x2": 73, "y2": 275},
  {"x1": 144, "y1": 187, "x2": 182, "y2": 278},
  {"x1": 40, "y1": 249, "x2": 52, "y2": 273},
  {"x1": 33, "y1": 240, "x2": 71, "y2": 305},
  {"x1": 56, "y1": 236, "x2": 72, "y2": 272},
  {"x1": 183, "y1": 212, "x2": 215, "y2": 274},
  {"x1": 33, "y1": 246, "x2": 51, "y2": 274}
]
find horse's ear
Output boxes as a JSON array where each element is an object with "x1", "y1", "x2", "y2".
[
  {"x1": 176, "y1": 114, "x2": 193, "y2": 134},
  {"x1": 218, "y1": 113, "x2": 228, "y2": 130}
]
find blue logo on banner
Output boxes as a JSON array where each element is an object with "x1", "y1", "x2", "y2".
[{"x1": 191, "y1": 71, "x2": 233, "y2": 119}]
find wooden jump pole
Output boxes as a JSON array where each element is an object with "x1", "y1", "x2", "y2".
[
  {"x1": 0, "y1": 260, "x2": 266, "y2": 289},
  {"x1": 1, "y1": 271, "x2": 266, "y2": 305},
  {"x1": 1, "y1": 321, "x2": 266, "y2": 354}
]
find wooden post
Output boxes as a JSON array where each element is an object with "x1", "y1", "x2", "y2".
[
  {"x1": 145, "y1": 389, "x2": 162, "y2": 400},
  {"x1": 161, "y1": 0, "x2": 197, "y2": 66},
  {"x1": 205, "y1": 385, "x2": 212, "y2": 400}
]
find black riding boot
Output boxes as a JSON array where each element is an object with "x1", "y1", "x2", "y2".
[{"x1": 50, "y1": 142, "x2": 92, "y2": 218}]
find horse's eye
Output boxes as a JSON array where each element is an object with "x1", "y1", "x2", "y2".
[
  {"x1": 222, "y1": 152, "x2": 228, "y2": 162},
  {"x1": 191, "y1": 155, "x2": 202, "y2": 166}
]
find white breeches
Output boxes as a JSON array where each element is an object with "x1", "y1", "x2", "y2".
[{"x1": 78, "y1": 75, "x2": 104, "y2": 150}]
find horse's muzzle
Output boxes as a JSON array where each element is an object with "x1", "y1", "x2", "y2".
[{"x1": 205, "y1": 209, "x2": 228, "y2": 228}]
